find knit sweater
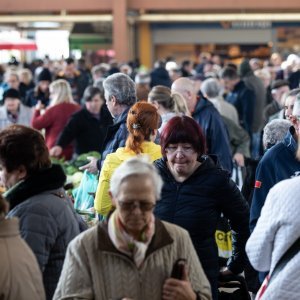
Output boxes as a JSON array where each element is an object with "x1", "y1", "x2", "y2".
[
  {"x1": 247, "y1": 177, "x2": 300, "y2": 299},
  {"x1": 53, "y1": 219, "x2": 212, "y2": 300}
]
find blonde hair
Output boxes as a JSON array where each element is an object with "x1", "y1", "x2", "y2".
[
  {"x1": 148, "y1": 85, "x2": 190, "y2": 116},
  {"x1": 172, "y1": 92, "x2": 190, "y2": 116},
  {"x1": 49, "y1": 79, "x2": 75, "y2": 106}
]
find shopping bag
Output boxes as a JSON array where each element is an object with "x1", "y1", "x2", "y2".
[
  {"x1": 231, "y1": 162, "x2": 246, "y2": 190},
  {"x1": 215, "y1": 214, "x2": 232, "y2": 262},
  {"x1": 72, "y1": 170, "x2": 98, "y2": 211}
]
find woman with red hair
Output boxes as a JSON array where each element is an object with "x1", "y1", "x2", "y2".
[
  {"x1": 94, "y1": 101, "x2": 161, "y2": 218},
  {"x1": 154, "y1": 116, "x2": 250, "y2": 300}
]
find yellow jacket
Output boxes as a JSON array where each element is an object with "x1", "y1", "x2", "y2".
[{"x1": 94, "y1": 141, "x2": 162, "y2": 216}]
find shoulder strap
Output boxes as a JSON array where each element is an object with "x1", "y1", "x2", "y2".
[{"x1": 268, "y1": 236, "x2": 300, "y2": 285}]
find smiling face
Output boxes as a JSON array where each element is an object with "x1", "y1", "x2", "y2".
[
  {"x1": 165, "y1": 143, "x2": 200, "y2": 182},
  {"x1": 113, "y1": 174, "x2": 156, "y2": 239}
]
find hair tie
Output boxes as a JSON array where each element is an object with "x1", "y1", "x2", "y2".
[{"x1": 132, "y1": 123, "x2": 141, "y2": 129}]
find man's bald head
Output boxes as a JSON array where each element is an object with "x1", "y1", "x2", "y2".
[{"x1": 171, "y1": 77, "x2": 197, "y2": 113}]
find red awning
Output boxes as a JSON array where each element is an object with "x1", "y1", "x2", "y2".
[{"x1": 0, "y1": 38, "x2": 37, "y2": 50}]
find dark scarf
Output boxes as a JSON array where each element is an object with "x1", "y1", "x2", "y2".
[{"x1": 4, "y1": 164, "x2": 66, "y2": 211}]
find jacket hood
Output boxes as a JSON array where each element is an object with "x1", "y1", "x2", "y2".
[
  {"x1": 283, "y1": 126, "x2": 298, "y2": 153},
  {"x1": 115, "y1": 141, "x2": 162, "y2": 162},
  {"x1": 4, "y1": 164, "x2": 66, "y2": 211}
]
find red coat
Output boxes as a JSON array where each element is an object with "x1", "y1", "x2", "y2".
[{"x1": 31, "y1": 102, "x2": 80, "y2": 160}]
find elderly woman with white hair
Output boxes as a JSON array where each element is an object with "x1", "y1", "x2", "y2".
[
  {"x1": 54, "y1": 156, "x2": 212, "y2": 300},
  {"x1": 262, "y1": 119, "x2": 291, "y2": 150}
]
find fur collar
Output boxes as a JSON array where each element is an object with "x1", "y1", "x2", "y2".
[{"x1": 4, "y1": 164, "x2": 66, "y2": 211}]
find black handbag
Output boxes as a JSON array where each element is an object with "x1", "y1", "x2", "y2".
[{"x1": 218, "y1": 274, "x2": 251, "y2": 300}]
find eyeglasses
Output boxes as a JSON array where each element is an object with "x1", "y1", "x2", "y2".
[
  {"x1": 165, "y1": 144, "x2": 195, "y2": 155},
  {"x1": 118, "y1": 201, "x2": 156, "y2": 212}
]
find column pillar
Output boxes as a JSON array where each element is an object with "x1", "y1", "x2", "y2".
[
  {"x1": 138, "y1": 22, "x2": 152, "y2": 69},
  {"x1": 112, "y1": 0, "x2": 129, "y2": 62}
]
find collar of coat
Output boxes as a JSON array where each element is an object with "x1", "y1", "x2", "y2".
[
  {"x1": 4, "y1": 164, "x2": 66, "y2": 211},
  {"x1": 97, "y1": 218, "x2": 174, "y2": 258},
  {"x1": 155, "y1": 154, "x2": 225, "y2": 181}
]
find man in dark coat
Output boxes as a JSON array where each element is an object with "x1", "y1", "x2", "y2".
[
  {"x1": 172, "y1": 77, "x2": 233, "y2": 173},
  {"x1": 238, "y1": 59, "x2": 267, "y2": 159},
  {"x1": 80, "y1": 73, "x2": 137, "y2": 174},
  {"x1": 220, "y1": 67, "x2": 255, "y2": 137}
]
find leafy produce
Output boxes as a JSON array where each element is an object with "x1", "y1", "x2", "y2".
[{"x1": 51, "y1": 151, "x2": 101, "y2": 190}]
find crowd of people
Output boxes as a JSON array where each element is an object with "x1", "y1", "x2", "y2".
[{"x1": 0, "y1": 51, "x2": 299, "y2": 300}]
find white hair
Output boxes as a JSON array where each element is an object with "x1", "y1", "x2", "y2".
[
  {"x1": 201, "y1": 78, "x2": 221, "y2": 98},
  {"x1": 109, "y1": 156, "x2": 163, "y2": 201},
  {"x1": 263, "y1": 119, "x2": 291, "y2": 149}
]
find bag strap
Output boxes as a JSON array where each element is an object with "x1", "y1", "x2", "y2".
[{"x1": 268, "y1": 236, "x2": 300, "y2": 286}]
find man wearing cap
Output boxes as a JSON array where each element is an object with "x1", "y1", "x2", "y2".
[
  {"x1": 0, "y1": 88, "x2": 32, "y2": 130},
  {"x1": 263, "y1": 79, "x2": 290, "y2": 124}
]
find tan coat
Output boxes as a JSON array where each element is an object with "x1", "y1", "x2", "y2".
[
  {"x1": 0, "y1": 218, "x2": 45, "y2": 300},
  {"x1": 54, "y1": 219, "x2": 212, "y2": 300}
]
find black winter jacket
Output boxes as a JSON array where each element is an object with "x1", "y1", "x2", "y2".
[
  {"x1": 5, "y1": 164, "x2": 82, "y2": 300},
  {"x1": 192, "y1": 98, "x2": 233, "y2": 174},
  {"x1": 154, "y1": 156, "x2": 249, "y2": 297},
  {"x1": 56, "y1": 105, "x2": 113, "y2": 155}
]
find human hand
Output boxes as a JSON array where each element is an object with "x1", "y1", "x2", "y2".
[
  {"x1": 35, "y1": 100, "x2": 45, "y2": 111},
  {"x1": 79, "y1": 156, "x2": 99, "y2": 174},
  {"x1": 163, "y1": 265, "x2": 197, "y2": 300},
  {"x1": 49, "y1": 146, "x2": 63, "y2": 157},
  {"x1": 233, "y1": 153, "x2": 245, "y2": 167}
]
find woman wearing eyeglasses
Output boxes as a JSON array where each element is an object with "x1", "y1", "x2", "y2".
[
  {"x1": 94, "y1": 101, "x2": 162, "y2": 218},
  {"x1": 54, "y1": 157, "x2": 212, "y2": 300},
  {"x1": 154, "y1": 116, "x2": 250, "y2": 300}
]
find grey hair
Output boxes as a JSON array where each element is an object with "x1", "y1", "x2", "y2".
[
  {"x1": 109, "y1": 156, "x2": 163, "y2": 201},
  {"x1": 263, "y1": 119, "x2": 291, "y2": 149},
  {"x1": 201, "y1": 78, "x2": 221, "y2": 98},
  {"x1": 103, "y1": 72, "x2": 137, "y2": 106}
]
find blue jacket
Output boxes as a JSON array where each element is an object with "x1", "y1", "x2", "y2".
[
  {"x1": 97, "y1": 107, "x2": 130, "y2": 170},
  {"x1": 226, "y1": 80, "x2": 255, "y2": 136},
  {"x1": 192, "y1": 98, "x2": 233, "y2": 173},
  {"x1": 5, "y1": 165, "x2": 82, "y2": 300},
  {"x1": 250, "y1": 127, "x2": 300, "y2": 231},
  {"x1": 24, "y1": 87, "x2": 50, "y2": 107},
  {"x1": 154, "y1": 156, "x2": 249, "y2": 298}
]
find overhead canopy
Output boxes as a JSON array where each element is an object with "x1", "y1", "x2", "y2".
[{"x1": 0, "y1": 37, "x2": 37, "y2": 50}]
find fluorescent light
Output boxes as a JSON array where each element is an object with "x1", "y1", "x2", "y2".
[
  {"x1": 0, "y1": 15, "x2": 112, "y2": 23},
  {"x1": 136, "y1": 13, "x2": 300, "y2": 22}
]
